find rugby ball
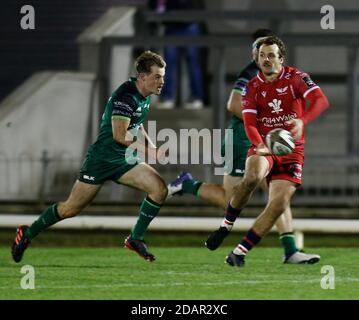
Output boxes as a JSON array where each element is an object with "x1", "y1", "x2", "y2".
[{"x1": 265, "y1": 128, "x2": 295, "y2": 156}]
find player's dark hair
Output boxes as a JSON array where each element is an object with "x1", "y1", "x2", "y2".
[
  {"x1": 256, "y1": 35, "x2": 287, "y2": 59},
  {"x1": 135, "y1": 50, "x2": 166, "y2": 74},
  {"x1": 251, "y1": 28, "x2": 275, "y2": 40}
]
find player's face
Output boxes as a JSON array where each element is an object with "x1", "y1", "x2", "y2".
[
  {"x1": 252, "y1": 36, "x2": 269, "y2": 62},
  {"x1": 258, "y1": 44, "x2": 283, "y2": 75},
  {"x1": 143, "y1": 65, "x2": 165, "y2": 95}
]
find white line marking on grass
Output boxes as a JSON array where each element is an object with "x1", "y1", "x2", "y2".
[{"x1": 1, "y1": 277, "x2": 358, "y2": 291}]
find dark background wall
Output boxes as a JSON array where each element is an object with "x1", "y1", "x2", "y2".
[{"x1": 0, "y1": 0, "x2": 146, "y2": 102}]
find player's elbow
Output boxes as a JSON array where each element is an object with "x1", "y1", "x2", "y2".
[
  {"x1": 317, "y1": 94, "x2": 330, "y2": 113},
  {"x1": 313, "y1": 90, "x2": 330, "y2": 109},
  {"x1": 226, "y1": 100, "x2": 234, "y2": 112},
  {"x1": 113, "y1": 135, "x2": 125, "y2": 146},
  {"x1": 323, "y1": 95, "x2": 330, "y2": 109},
  {"x1": 113, "y1": 132, "x2": 133, "y2": 147}
]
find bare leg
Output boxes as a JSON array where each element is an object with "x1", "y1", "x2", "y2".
[
  {"x1": 223, "y1": 175, "x2": 243, "y2": 204},
  {"x1": 118, "y1": 163, "x2": 168, "y2": 204},
  {"x1": 259, "y1": 180, "x2": 294, "y2": 234},
  {"x1": 252, "y1": 180, "x2": 297, "y2": 237},
  {"x1": 186, "y1": 175, "x2": 242, "y2": 210},
  {"x1": 11, "y1": 179, "x2": 102, "y2": 264},
  {"x1": 197, "y1": 183, "x2": 226, "y2": 209},
  {"x1": 57, "y1": 180, "x2": 102, "y2": 219},
  {"x1": 205, "y1": 157, "x2": 268, "y2": 251},
  {"x1": 230, "y1": 155, "x2": 269, "y2": 209},
  {"x1": 226, "y1": 179, "x2": 297, "y2": 266},
  {"x1": 275, "y1": 206, "x2": 293, "y2": 233}
]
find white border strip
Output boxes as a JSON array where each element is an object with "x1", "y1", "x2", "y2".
[
  {"x1": 303, "y1": 85, "x2": 319, "y2": 98},
  {"x1": 1, "y1": 215, "x2": 359, "y2": 233},
  {"x1": 242, "y1": 109, "x2": 257, "y2": 114}
]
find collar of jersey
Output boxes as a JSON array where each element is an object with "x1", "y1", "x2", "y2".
[{"x1": 257, "y1": 67, "x2": 285, "y2": 83}]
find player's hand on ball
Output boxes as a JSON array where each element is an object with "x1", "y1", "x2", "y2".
[
  {"x1": 285, "y1": 118, "x2": 303, "y2": 141},
  {"x1": 255, "y1": 142, "x2": 271, "y2": 156}
]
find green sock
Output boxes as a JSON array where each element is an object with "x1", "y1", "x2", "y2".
[
  {"x1": 182, "y1": 179, "x2": 203, "y2": 197},
  {"x1": 130, "y1": 197, "x2": 162, "y2": 240},
  {"x1": 280, "y1": 232, "x2": 298, "y2": 258},
  {"x1": 25, "y1": 204, "x2": 62, "y2": 241}
]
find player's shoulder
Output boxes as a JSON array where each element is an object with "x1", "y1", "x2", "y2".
[
  {"x1": 284, "y1": 66, "x2": 317, "y2": 89},
  {"x1": 112, "y1": 80, "x2": 137, "y2": 105},
  {"x1": 116, "y1": 79, "x2": 137, "y2": 96},
  {"x1": 284, "y1": 66, "x2": 310, "y2": 80}
]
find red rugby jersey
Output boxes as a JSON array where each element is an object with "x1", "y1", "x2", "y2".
[{"x1": 242, "y1": 65, "x2": 329, "y2": 148}]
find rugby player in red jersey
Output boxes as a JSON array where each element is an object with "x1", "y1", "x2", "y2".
[{"x1": 209, "y1": 36, "x2": 329, "y2": 267}]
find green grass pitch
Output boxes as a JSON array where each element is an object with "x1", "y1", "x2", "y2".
[{"x1": 1, "y1": 246, "x2": 358, "y2": 300}]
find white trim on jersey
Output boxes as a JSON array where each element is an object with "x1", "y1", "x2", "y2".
[
  {"x1": 242, "y1": 109, "x2": 258, "y2": 114},
  {"x1": 279, "y1": 67, "x2": 285, "y2": 79},
  {"x1": 256, "y1": 74, "x2": 265, "y2": 83},
  {"x1": 303, "y1": 85, "x2": 320, "y2": 98}
]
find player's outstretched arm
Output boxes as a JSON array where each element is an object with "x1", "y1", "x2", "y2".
[
  {"x1": 286, "y1": 89, "x2": 329, "y2": 141},
  {"x1": 242, "y1": 111, "x2": 264, "y2": 147},
  {"x1": 243, "y1": 111, "x2": 271, "y2": 155},
  {"x1": 140, "y1": 124, "x2": 166, "y2": 161},
  {"x1": 301, "y1": 88, "x2": 330, "y2": 125}
]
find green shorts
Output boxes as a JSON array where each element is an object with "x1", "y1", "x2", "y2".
[
  {"x1": 222, "y1": 145, "x2": 250, "y2": 177},
  {"x1": 78, "y1": 151, "x2": 141, "y2": 185},
  {"x1": 221, "y1": 121, "x2": 251, "y2": 177}
]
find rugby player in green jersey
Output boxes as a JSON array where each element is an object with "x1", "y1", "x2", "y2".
[
  {"x1": 168, "y1": 30, "x2": 320, "y2": 264},
  {"x1": 12, "y1": 51, "x2": 168, "y2": 262}
]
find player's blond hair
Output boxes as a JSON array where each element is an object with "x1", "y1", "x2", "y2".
[{"x1": 135, "y1": 51, "x2": 166, "y2": 74}]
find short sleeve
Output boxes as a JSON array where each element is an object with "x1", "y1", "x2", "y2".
[
  {"x1": 233, "y1": 77, "x2": 250, "y2": 96},
  {"x1": 294, "y1": 71, "x2": 320, "y2": 99},
  {"x1": 111, "y1": 94, "x2": 136, "y2": 120}
]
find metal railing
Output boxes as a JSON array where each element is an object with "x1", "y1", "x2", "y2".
[
  {"x1": 1, "y1": 151, "x2": 359, "y2": 206},
  {"x1": 0, "y1": 151, "x2": 81, "y2": 202}
]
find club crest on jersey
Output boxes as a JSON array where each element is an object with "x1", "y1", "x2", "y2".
[
  {"x1": 276, "y1": 86, "x2": 288, "y2": 95},
  {"x1": 268, "y1": 99, "x2": 283, "y2": 114}
]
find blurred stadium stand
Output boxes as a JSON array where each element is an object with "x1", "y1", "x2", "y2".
[
  {"x1": 1, "y1": 0, "x2": 359, "y2": 228},
  {"x1": 0, "y1": 0, "x2": 144, "y2": 102}
]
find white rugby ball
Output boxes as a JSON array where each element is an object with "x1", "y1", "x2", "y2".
[{"x1": 265, "y1": 128, "x2": 295, "y2": 156}]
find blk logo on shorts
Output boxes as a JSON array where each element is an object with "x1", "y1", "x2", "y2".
[{"x1": 83, "y1": 175, "x2": 95, "y2": 181}]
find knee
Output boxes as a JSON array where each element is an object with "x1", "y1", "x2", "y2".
[
  {"x1": 242, "y1": 172, "x2": 262, "y2": 191},
  {"x1": 267, "y1": 198, "x2": 288, "y2": 217},
  {"x1": 150, "y1": 180, "x2": 168, "y2": 203},
  {"x1": 158, "y1": 181, "x2": 168, "y2": 202},
  {"x1": 57, "y1": 202, "x2": 82, "y2": 219}
]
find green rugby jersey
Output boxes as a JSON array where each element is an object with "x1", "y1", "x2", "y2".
[
  {"x1": 221, "y1": 61, "x2": 258, "y2": 160},
  {"x1": 89, "y1": 77, "x2": 151, "y2": 163},
  {"x1": 228, "y1": 60, "x2": 258, "y2": 143}
]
